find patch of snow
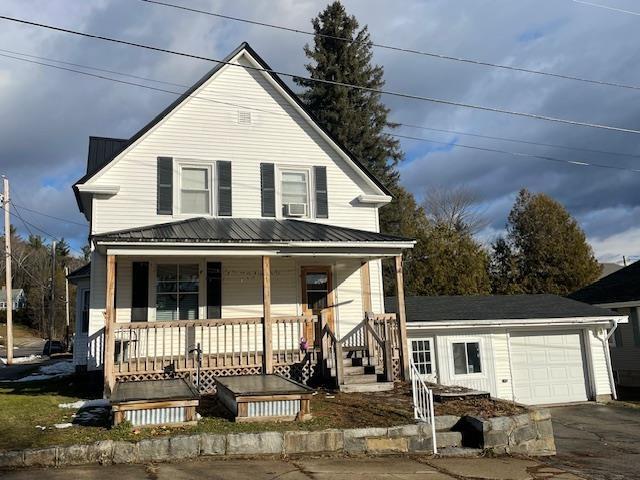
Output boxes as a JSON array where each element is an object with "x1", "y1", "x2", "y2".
[
  {"x1": 0, "y1": 354, "x2": 41, "y2": 364},
  {"x1": 13, "y1": 360, "x2": 74, "y2": 382},
  {"x1": 196, "y1": 413, "x2": 202, "y2": 420},
  {"x1": 35, "y1": 425, "x2": 46, "y2": 431},
  {"x1": 54, "y1": 423, "x2": 73, "y2": 429},
  {"x1": 59, "y1": 399, "x2": 110, "y2": 409}
]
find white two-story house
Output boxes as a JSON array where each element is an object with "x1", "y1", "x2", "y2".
[{"x1": 71, "y1": 43, "x2": 414, "y2": 398}]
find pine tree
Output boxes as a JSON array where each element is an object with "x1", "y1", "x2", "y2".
[
  {"x1": 294, "y1": 1, "x2": 402, "y2": 184},
  {"x1": 296, "y1": 1, "x2": 428, "y2": 294},
  {"x1": 491, "y1": 189, "x2": 601, "y2": 295}
]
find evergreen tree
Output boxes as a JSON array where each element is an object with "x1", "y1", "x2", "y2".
[
  {"x1": 491, "y1": 189, "x2": 601, "y2": 295},
  {"x1": 55, "y1": 238, "x2": 70, "y2": 258},
  {"x1": 295, "y1": 1, "x2": 402, "y2": 184},
  {"x1": 296, "y1": 1, "x2": 428, "y2": 294}
]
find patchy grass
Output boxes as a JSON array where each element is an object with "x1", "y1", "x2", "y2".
[
  {"x1": 0, "y1": 323, "x2": 42, "y2": 346},
  {"x1": 0, "y1": 377, "x2": 526, "y2": 452}
]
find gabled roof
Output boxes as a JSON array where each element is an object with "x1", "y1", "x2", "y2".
[
  {"x1": 93, "y1": 217, "x2": 412, "y2": 245},
  {"x1": 73, "y1": 42, "x2": 391, "y2": 213},
  {"x1": 0, "y1": 288, "x2": 25, "y2": 303},
  {"x1": 569, "y1": 260, "x2": 640, "y2": 305},
  {"x1": 385, "y1": 294, "x2": 620, "y2": 323}
]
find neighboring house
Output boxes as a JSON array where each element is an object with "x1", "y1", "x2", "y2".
[
  {"x1": 71, "y1": 42, "x2": 415, "y2": 397},
  {"x1": 0, "y1": 287, "x2": 26, "y2": 311},
  {"x1": 386, "y1": 294, "x2": 626, "y2": 405},
  {"x1": 598, "y1": 262, "x2": 623, "y2": 280},
  {"x1": 67, "y1": 263, "x2": 91, "y2": 370},
  {"x1": 570, "y1": 260, "x2": 640, "y2": 388}
]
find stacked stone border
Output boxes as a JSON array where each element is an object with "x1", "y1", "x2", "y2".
[
  {"x1": 458, "y1": 409, "x2": 556, "y2": 456},
  {"x1": 0, "y1": 409, "x2": 555, "y2": 469}
]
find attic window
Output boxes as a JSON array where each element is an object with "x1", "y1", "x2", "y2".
[{"x1": 237, "y1": 110, "x2": 252, "y2": 125}]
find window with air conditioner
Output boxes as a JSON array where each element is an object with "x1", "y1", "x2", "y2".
[{"x1": 281, "y1": 170, "x2": 309, "y2": 217}]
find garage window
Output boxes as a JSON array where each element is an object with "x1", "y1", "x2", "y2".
[
  {"x1": 453, "y1": 342, "x2": 481, "y2": 375},
  {"x1": 411, "y1": 339, "x2": 433, "y2": 375}
]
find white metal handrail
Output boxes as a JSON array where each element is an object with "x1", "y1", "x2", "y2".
[{"x1": 409, "y1": 356, "x2": 437, "y2": 454}]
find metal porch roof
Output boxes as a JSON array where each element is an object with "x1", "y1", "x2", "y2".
[{"x1": 93, "y1": 217, "x2": 413, "y2": 245}]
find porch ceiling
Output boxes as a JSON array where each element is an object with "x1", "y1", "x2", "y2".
[{"x1": 93, "y1": 217, "x2": 415, "y2": 255}]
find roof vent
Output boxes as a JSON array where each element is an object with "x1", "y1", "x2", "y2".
[{"x1": 237, "y1": 110, "x2": 252, "y2": 125}]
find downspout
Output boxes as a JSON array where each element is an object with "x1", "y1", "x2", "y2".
[{"x1": 602, "y1": 319, "x2": 619, "y2": 400}]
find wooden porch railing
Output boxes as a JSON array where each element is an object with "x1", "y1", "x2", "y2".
[
  {"x1": 319, "y1": 312, "x2": 344, "y2": 387},
  {"x1": 109, "y1": 315, "x2": 316, "y2": 381}
]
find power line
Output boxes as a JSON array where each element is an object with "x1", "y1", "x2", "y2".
[
  {"x1": 573, "y1": 0, "x2": 640, "y2": 16},
  {"x1": 398, "y1": 123, "x2": 640, "y2": 160},
  {"x1": 141, "y1": 0, "x2": 640, "y2": 92},
  {"x1": 2, "y1": 50, "x2": 640, "y2": 175},
  {"x1": 5, "y1": 46, "x2": 640, "y2": 163},
  {"x1": 2, "y1": 15, "x2": 640, "y2": 135},
  {"x1": 0, "y1": 47, "x2": 186, "y2": 87},
  {"x1": 7, "y1": 210, "x2": 84, "y2": 256},
  {"x1": 10, "y1": 202, "x2": 87, "y2": 227},
  {"x1": 392, "y1": 132, "x2": 640, "y2": 173}
]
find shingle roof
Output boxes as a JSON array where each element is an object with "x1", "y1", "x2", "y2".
[
  {"x1": 384, "y1": 294, "x2": 620, "y2": 322},
  {"x1": 569, "y1": 260, "x2": 640, "y2": 305},
  {"x1": 93, "y1": 217, "x2": 413, "y2": 244},
  {"x1": 74, "y1": 42, "x2": 391, "y2": 213},
  {"x1": 67, "y1": 262, "x2": 91, "y2": 280}
]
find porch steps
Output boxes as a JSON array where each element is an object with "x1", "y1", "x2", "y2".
[{"x1": 330, "y1": 350, "x2": 394, "y2": 393}]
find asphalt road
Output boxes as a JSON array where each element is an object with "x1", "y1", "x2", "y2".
[{"x1": 545, "y1": 403, "x2": 640, "y2": 480}]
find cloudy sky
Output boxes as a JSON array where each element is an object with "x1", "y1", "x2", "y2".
[{"x1": 0, "y1": 0, "x2": 639, "y2": 263}]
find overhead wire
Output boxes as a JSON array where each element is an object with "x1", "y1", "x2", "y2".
[
  {"x1": 2, "y1": 15, "x2": 640, "y2": 134},
  {"x1": 1, "y1": 50, "x2": 640, "y2": 174},
  {"x1": 140, "y1": 0, "x2": 640, "y2": 92}
]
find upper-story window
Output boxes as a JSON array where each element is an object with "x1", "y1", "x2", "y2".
[
  {"x1": 180, "y1": 166, "x2": 211, "y2": 215},
  {"x1": 281, "y1": 170, "x2": 309, "y2": 217}
]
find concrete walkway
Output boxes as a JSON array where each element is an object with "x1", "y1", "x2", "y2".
[{"x1": 0, "y1": 456, "x2": 585, "y2": 480}]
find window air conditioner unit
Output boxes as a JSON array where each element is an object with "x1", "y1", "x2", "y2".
[{"x1": 285, "y1": 203, "x2": 307, "y2": 217}]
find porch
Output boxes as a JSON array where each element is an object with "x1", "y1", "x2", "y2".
[{"x1": 99, "y1": 255, "x2": 410, "y2": 398}]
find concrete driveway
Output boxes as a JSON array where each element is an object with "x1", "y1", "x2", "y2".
[{"x1": 546, "y1": 403, "x2": 640, "y2": 480}]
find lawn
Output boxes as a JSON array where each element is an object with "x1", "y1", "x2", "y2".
[{"x1": 0, "y1": 374, "x2": 525, "y2": 452}]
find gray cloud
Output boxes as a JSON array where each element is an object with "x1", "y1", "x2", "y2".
[{"x1": 0, "y1": 0, "x2": 638, "y2": 260}]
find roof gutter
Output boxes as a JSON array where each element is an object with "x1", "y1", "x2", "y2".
[
  {"x1": 94, "y1": 240, "x2": 416, "y2": 249},
  {"x1": 407, "y1": 315, "x2": 629, "y2": 329}
]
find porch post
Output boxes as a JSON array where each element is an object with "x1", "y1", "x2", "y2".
[
  {"x1": 361, "y1": 261, "x2": 375, "y2": 359},
  {"x1": 394, "y1": 254, "x2": 410, "y2": 380},
  {"x1": 262, "y1": 256, "x2": 273, "y2": 374},
  {"x1": 103, "y1": 254, "x2": 116, "y2": 398}
]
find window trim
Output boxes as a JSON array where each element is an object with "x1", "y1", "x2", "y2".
[
  {"x1": 173, "y1": 159, "x2": 214, "y2": 217},
  {"x1": 452, "y1": 340, "x2": 483, "y2": 376},
  {"x1": 277, "y1": 165, "x2": 312, "y2": 219},
  {"x1": 411, "y1": 338, "x2": 434, "y2": 376}
]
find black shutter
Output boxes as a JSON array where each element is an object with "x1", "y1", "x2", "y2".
[
  {"x1": 131, "y1": 262, "x2": 149, "y2": 322},
  {"x1": 206, "y1": 262, "x2": 222, "y2": 319},
  {"x1": 314, "y1": 166, "x2": 328, "y2": 218},
  {"x1": 217, "y1": 161, "x2": 232, "y2": 216},
  {"x1": 157, "y1": 157, "x2": 173, "y2": 215},
  {"x1": 260, "y1": 163, "x2": 276, "y2": 217}
]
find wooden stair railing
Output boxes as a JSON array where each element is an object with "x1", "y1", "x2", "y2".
[{"x1": 318, "y1": 312, "x2": 344, "y2": 387}]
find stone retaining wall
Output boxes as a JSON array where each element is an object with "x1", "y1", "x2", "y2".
[
  {"x1": 0, "y1": 410, "x2": 555, "y2": 469},
  {"x1": 458, "y1": 409, "x2": 556, "y2": 456}
]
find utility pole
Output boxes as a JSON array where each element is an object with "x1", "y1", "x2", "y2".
[
  {"x1": 623, "y1": 255, "x2": 628, "y2": 267},
  {"x1": 2, "y1": 176, "x2": 13, "y2": 365},
  {"x1": 47, "y1": 240, "x2": 56, "y2": 356},
  {"x1": 64, "y1": 266, "x2": 69, "y2": 351}
]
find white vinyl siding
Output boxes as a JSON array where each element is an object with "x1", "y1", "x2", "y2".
[
  {"x1": 89, "y1": 54, "x2": 380, "y2": 235},
  {"x1": 407, "y1": 325, "x2": 613, "y2": 405}
]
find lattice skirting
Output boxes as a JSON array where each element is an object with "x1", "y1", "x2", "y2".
[{"x1": 391, "y1": 358, "x2": 401, "y2": 381}]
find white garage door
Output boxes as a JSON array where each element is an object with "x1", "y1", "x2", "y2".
[{"x1": 511, "y1": 331, "x2": 589, "y2": 405}]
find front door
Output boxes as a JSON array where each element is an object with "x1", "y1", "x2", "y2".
[{"x1": 301, "y1": 266, "x2": 335, "y2": 341}]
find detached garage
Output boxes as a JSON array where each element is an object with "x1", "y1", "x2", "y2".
[{"x1": 385, "y1": 294, "x2": 627, "y2": 405}]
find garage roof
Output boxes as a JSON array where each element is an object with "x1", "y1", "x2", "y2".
[{"x1": 384, "y1": 294, "x2": 619, "y2": 322}]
